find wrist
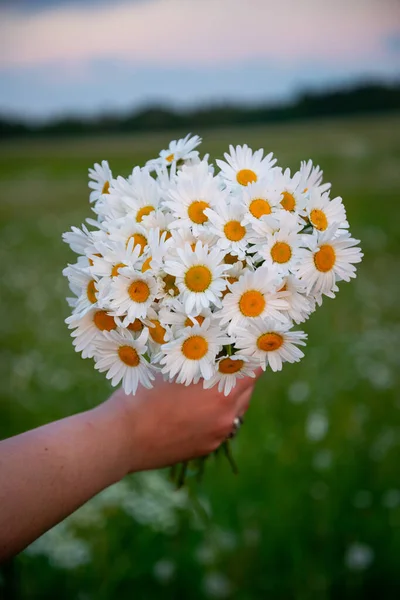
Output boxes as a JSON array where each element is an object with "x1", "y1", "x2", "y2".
[{"x1": 89, "y1": 391, "x2": 137, "y2": 482}]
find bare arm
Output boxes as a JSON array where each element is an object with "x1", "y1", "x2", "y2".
[{"x1": 0, "y1": 373, "x2": 258, "y2": 562}]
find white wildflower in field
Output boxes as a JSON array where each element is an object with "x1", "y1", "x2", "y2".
[{"x1": 62, "y1": 133, "x2": 363, "y2": 397}]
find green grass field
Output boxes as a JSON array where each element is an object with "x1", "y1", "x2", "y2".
[{"x1": 1, "y1": 115, "x2": 400, "y2": 599}]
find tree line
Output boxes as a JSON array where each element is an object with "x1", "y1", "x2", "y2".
[{"x1": 1, "y1": 81, "x2": 399, "y2": 139}]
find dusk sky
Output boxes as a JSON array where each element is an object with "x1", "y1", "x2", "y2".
[{"x1": 1, "y1": 0, "x2": 399, "y2": 120}]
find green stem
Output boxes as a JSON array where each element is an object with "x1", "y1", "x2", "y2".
[
  {"x1": 222, "y1": 440, "x2": 239, "y2": 475},
  {"x1": 177, "y1": 461, "x2": 188, "y2": 489},
  {"x1": 169, "y1": 463, "x2": 178, "y2": 484}
]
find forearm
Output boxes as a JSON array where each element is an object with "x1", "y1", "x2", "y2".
[{"x1": 0, "y1": 400, "x2": 131, "y2": 562}]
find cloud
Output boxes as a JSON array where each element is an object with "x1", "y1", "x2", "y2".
[{"x1": 1, "y1": 0, "x2": 399, "y2": 69}]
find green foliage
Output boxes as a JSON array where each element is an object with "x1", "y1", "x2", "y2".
[{"x1": 1, "y1": 115, "x2": 400, "y2": 598}]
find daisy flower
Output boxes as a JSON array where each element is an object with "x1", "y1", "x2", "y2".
[
  {"x1": 235, "y1": 319, "x2": 307, "y2": 371},
  {"x1": 216, "y1": 144, "x2": 276, "y2": 189},
  {"x1": 240, "y1": 179, "x2": 282, "y2": 226},
  {"x1": 65, "y1": 307, "x2": 117, "y2": 359},
  {"x1": 62, "y1": 223, "x2": 103, "y2": 256},
  {"x1": 107, "y1": 221, "x2": 149, "y2": 257},
  {"x1": 89, "y1": 160, "x2": 113, "y2": 204},
  {"x1": 295, "y1": 228, "x2": 363, "y2": 296},
  {"x1": 300, "y1": 159, "x2": 331, "y2": 195},
  {"x1": 88, "y1": 238, "x2": 142, "y2": 279},
  {"x1": 121, "y1": 167, "x2": 161, "y2": 223},
  {"x1": 164, "y1": 241, "x2": 229, "y2": 314},
  {"x1": 203, "y1": 354, "x2": 258, "y2": 396},
  {"x1": 204, "y1": 200, "x2": 250, "y2": 259},
  {"x1": 220, "y1": 266, "x2": 288, "y2": 335},
  {"x1": 146, "y1": 133, "x2": 202, "y2": 171},
  {"x1": 159, "y1": 318, "x2": 230, "y2": 385},
  {"x1": 93, "y1": 328, "x2": 156, "y2": 394},
  {"x1": 252, "y1": 212, "x2": 304, "y2": 275},
  {"x1": 107, "y1": 268, "x2": 158, "y2": 323},
  {"x1": 63, "y1": 263, "x2": 99, "y2": 316},
  {"x1": 275, "y1": 168, "x2": 307, "y2": 214},
  {"x1": 166, "y1": 160, "x2": 226, "y2": 233},
  {"x1": 305, "y1": 189, "x2": 348, "y2": 233}
]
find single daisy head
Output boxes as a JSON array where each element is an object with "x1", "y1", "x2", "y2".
[
  {"x1": 147, "y1": 133, "x2": 202, "y2": 171},
  {"x1": 93, "y1": 328, "x2": 156, "y2": 395},
  {"x1": 203, "y1": 354, "x2": 258, "y2": 396},
  {"x1": 166, "y1": 159, "x2": 226, "y2": 233},
  {"x1": 164, "y1": 240, "x2": 229, "y2": 314},
  {"x1": 216, "y1": 144, "x2": 277, "y2": 189},
  {"x1": 88, "y1": 160, "x2": 113, "y2": 204},
  {"x1": 240, "y1": 178, "x2": 282, "y2": 225},
  {"x1": 159, "y1": 318, "x2": 230, "y2": 385},
  {"x1": 66, "y1": 307, "x2": 118, "y2": 359},
  {"x1": 306, "y1": 189, "x2": 348, "y2": 233},
  {"x1": 295, "y1": 227, "x2": 363, "y2": 296},
  {"x1": 220, "y1": 266, "x2": 289, "y2": 334},
  {"x1": 107, "y1": 267, "x2": 158, "y2": 323},
  {"x1": 204, "y1": 200, "x2": 250, "y2": 259},
  {"x1": 235, "y1": 318, "x2": 307, "y2": 371}
]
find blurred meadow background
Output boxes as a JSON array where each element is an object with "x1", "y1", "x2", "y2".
[{"x1": 1, "y1": 0, "x2": 400, "y2": 598}]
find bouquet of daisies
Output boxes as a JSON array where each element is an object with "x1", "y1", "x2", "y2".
[{"x1": 63, "y1": 133, "x2": 362, "y2": 419}]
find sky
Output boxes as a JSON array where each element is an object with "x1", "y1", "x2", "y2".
[{"x1": 0, "y1": 0, "x2": 399, "y2": 121}]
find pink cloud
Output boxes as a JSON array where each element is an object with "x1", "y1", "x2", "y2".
[{"x1": 0, "y1": 0, "x2": 399, "y2": 69}]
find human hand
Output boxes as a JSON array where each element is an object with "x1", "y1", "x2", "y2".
[{"x1": 101, "y1": 371, "x2": 262, "y2": 474}]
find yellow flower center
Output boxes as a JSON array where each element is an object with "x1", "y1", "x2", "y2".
[
  {"x1": 280, "y1": 191, "x2": 296, "y2": 211},
  {"x1": 314, "y1": 244, "x2": 336, "y2": 272},
  {"x1": 111, "y1": 262, "x2": 126, "y2": 277},
  {"x1": 136, "y1": 205, "x2": 155, "y2": 223},
  {"x1": 218, "y1": 357, "x2": 244, "y2": 374},
  {"x1": 310, "y1": 209, "x2": 328, "y2": 231},
  {"x1": 184, "y1": 315, "x2": 206, "y2": 327},
  {"x1": 187, "y1": 201, "x2": 210, "y2": 225},
  {"x1": 249, "y1": 198, "x2": 271, "y2": 218},
  {"x1": 239, "y1": 290, "x2": 265, "y2": 317},
  {"x1": 182, "y1": 335, "x2": 208, "y2": 360},
  {"x1": 93, "y1": 310, "x2": 116, "y2": 331},
  {"x1": 126, "y1": 233, "x2": 147, "y2": 256},
  {"x1": 118, "y1": 345, "x2": 140, "y2": 367},
  {"x1": 102, "y1": 181, "x2": 110, "y2": 194},
  {"x1": 185, "y1": 265, "x2": 212, "y2": 293},
  {"x1": 166, "y1": 153, "x2": 174, "y2": 163},
  {"x1": 270, "y1": 241, "x2": 292, "y2": 264},
  {"x1": 127, "y1": 319, "x2": 144, "y2": 332},
  {"x1": 128, "y1": 280, "x2": 150, "y2": 303},
  {"x1": 149, "y1": 319, "x2": 166, "y2": 344},
  {"x1": 87, "y1": 280, "x2": 97, "y2": 304},
  {"x1": 163, "y1": 274, "x2": 179, "y2": 296},
  {"x1": 224, "y1": 220, "x2": 246, "y2": 242},
  {"x1": 236, "y1": 169, "x2": 257, "y2": 186},
  {"x1": 141, "y1": 256, "x2": 152, "y2": 273},
  {"x1": 257, "y1": 332, "x2": 284, "y2": 352}
]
